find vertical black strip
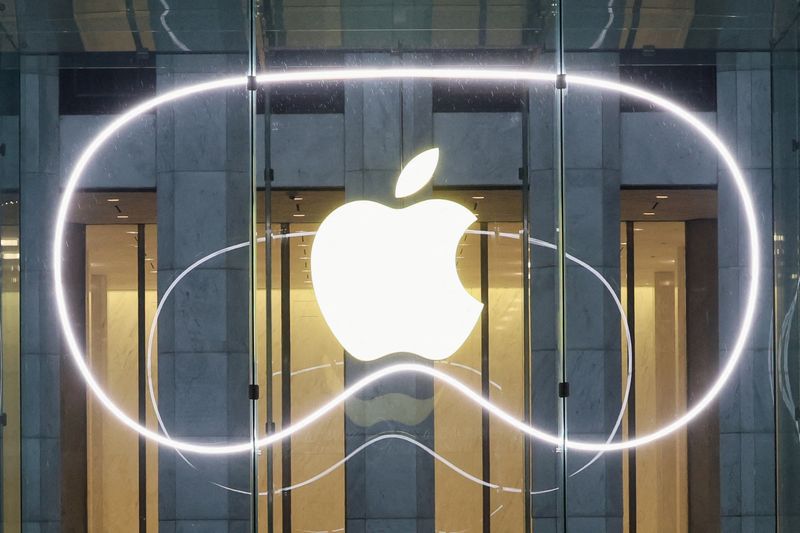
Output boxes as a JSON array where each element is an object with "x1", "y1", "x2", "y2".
[
  {"x1": 625, "y1": 221, "x2": 637, "y2": 533},
  {"x1": 265, "y1": 184, "x2": 275, "y2": 533},
  {"x1": 685, "y1": 220, "x2": 719, "y2": 533},
  {"x1": 60, "y1": 223, "x2": 87, "y2": 532},
  {"x1": 624, "y1": 0, "x2": 644, "y2": 49},
  {"x1": 137, "y1": 224, "x2": 147, "y2": 533},
  {"x1": 123, "y1": 0, "x2": 144, "y2": 51},
  {"x1": 480, "y1": 222, "x2": 491, "y2": 533},
  {"x1": 280, "y1": 223, "x2": 291, "y2": 533}
]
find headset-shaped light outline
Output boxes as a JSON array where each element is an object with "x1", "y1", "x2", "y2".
[{"x1": 52, "y1": 68, "x2": 759, "y2": 454}]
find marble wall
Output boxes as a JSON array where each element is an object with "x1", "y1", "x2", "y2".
[
  {"x1": 716, "y1": 52, "x2": 776, "y2": 533},
  {"x1": 19, "y1": 54, "x2": 62, "y2": 532}
]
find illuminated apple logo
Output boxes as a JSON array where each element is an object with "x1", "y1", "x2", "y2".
[{"x1": 311, "y1": 148, "x2": 483, "y2": 362}]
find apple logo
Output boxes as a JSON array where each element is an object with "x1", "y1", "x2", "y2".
[{"x1": 311, "y1": 148, "x2": 484, "y2": 362}]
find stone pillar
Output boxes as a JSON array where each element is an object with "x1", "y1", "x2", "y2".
[
  {"x1": 156, "y1": 54, "x2": 251, "y2": 531},
  {"x1": 716, "y1": 51, "x2": 776, "y2": 532},
  {"x1": 19, "y1": 54, "x2": 62, "y2": 532},
  {"x1": 342, "y1": 52, "x2": 435, "y2": 532},
  {"x1": 529, "y1": 52, "x2": 623, "y2": 533}
]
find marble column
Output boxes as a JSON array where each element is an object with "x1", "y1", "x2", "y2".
[
  {"x1": 529, "y1": 52, "x2": 623, "y2": 533},
  {"x1": 156, "y1": 54, "x2": 251, "y2": 532},
  {"x1": 716, "y1": 51, "x2": 776, "y2": 533},
  {"x1": 342, "y1": 52, "x2": 435, "y2": 533},
  {"x1": 19, "y1": 54, "x2": 62, "y2": 532}
]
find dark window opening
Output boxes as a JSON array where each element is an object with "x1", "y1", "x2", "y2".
[
  {"x1": 619, "y1": 52, "x2": 716, "y2": 112},
  {"x1": 257, "y1": 82, "x2": 344, "y2": 114},
  {"x1": 433, "y1": 80, "x2": 524, "y2": 113},
  {"x1": 59, "y1": 65, "x2": 156, "y2": 115}
]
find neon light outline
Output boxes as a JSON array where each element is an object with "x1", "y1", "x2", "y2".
[
  {"x1": 144, "y1": 228, "x2": 633, "y2": 493},
  {"x1": 53, "y1": 68, "x2": 759, "y2": 454}
]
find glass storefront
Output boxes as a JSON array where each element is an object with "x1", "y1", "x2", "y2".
[{"x1": 0, "y1": 0, "x2": 799, "y2": 531}]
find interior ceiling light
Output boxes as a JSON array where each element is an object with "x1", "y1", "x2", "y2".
[
  {"x1": 656, "y1": 194, "x2": 669, "y2": 199},
  {"x1": 643, "y1": 211, "x2": 655, "y2": 216},
  {"x1": 107, "y1": 198, "x2": 120, "y2": 202},
  {"x1": 54, "y1": 68, "x2": 759, "y2": 455}
]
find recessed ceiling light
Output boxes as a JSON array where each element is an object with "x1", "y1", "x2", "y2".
[
  {"x1": 634, "y1": 228, "x2": 644, "y2": 232},
  {"x1": 107, "y1": 198, "x2": 120, "y2": 203},
  {"x1": 643, "y1": 212, "x2": 655, "y2": 216},
  {"x1": 656, "y1": 195, "x2": 669, "y2": 199},
  {"x1": 293, "y1": 213, "x2": 306, "y2": 218},
  {"x1": 293, "y1": 196, "x2": 304, "y2": 201},
  {"x1": 1, "y1": 238, "x2": 18, "y2": 247},
  {"x1": 2, "y1": 252, "x2": 19, "y2": 260},
  {"x1": 117, "y1": 215, "x2": 129, "y2": 219},
  {"x1": 126, "y1": 231, "x2": 138, "y2": 235},
  {"x1": 471, "y1": 196, "x2": 485, "y2": 200}
]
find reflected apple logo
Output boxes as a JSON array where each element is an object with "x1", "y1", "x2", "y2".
[{"x1": 311, "y1": 148, "x2": 484, "y2": 361}]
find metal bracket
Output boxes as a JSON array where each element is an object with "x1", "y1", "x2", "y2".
[
  {"x1": 556, "y1": 74, "x2": 567, "y2": 90},
  {"x1": 247, "y1": 75, "x2": 257, "y2": 92},
  {"x1": 248, "y1": 384, "x2": 260, "y2": 400},
  {"x1": 558, "y1": 382, "x2": 570, "y2": 398}
]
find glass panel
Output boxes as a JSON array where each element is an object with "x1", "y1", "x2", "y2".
[
  {"x1": 563, "y1": 0, "x2": 774, "y2": 527},
  {"x1": 2, "y1": 1, "x2": 794, "y2": 531},
  {"x1": 773, "y1": 3, "x2": 800, "y2": 530}
]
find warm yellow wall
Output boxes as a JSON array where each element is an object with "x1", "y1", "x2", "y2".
[
  {"x1": 631, "y1": 282, "x2": 688, "y2": 533},
  {"x1": 257, "y1": 286, "x2": 345, "y2": 532},
  {"x1": 434, "y1": 283, "x2": 484, "y2": 531},
  {"x1": 86, "y1": 289, "x2": 159, "y2": 533},
  {"x1": 2, "y1": 292, "x2": 20, "y2": 533}
]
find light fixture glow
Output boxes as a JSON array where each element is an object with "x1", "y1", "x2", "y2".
[
  {"x1": 1, "y1": 238, "x2": 18, "y2": 247},
  {"x1": 656, "y1": 194, "x2": 669, "y2": 199},
  {"x1": 53, "y1": 68, "x2": 759, "y2": 455},
  {"x1": 643, "y1": 212, "x2": 655, "y2": 216}
]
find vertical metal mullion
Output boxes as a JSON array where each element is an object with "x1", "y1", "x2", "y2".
[
  {"x1": 521, "y1": 88, "x2": 533, "y2": 533},
  {"x1": 137, "y1": 224, "x2": 147, "y2": 533},
  {"x1": 625, "y1": 221, "x2": 637, "y2": 533},
  {"x1": 280, "y1": 223, "x2": 292, "y2": 533},
  {"x1": 480, "y1": 222, "x2": 491, "y2": 533},
  {"x1": 554, "y1": 1, "x2": 569, "y2": 530},
  {"x1": 247, "y1": 0, "x2": 259, "y2": 528}
]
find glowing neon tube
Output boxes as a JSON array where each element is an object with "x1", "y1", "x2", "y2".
[{"x1": 53, "y1": 68, "x2": 759, "y2": 454}]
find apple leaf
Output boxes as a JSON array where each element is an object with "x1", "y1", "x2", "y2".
[{"x1": 394, "y1": 148, "x2": 439, "y2": 199}]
